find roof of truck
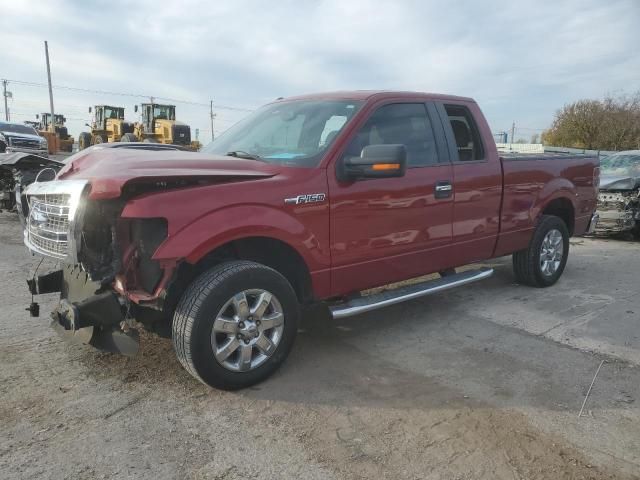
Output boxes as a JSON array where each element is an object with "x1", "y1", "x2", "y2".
[{"x1": 274, "y1": 90, "x2": 474, "y2": 103}]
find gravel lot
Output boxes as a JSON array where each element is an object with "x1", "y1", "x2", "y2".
[{"x1": 1, "y1": 211, "x2": 639, "y2": 480}]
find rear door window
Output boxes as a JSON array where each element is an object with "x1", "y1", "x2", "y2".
[
  {"x1": 345, "y1": 103, "x2": 439, "y2": 167},
  {"x1": 443, "y1": 105, "x2": 484, "y2": 161}
]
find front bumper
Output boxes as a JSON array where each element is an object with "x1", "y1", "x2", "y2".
[
  {"x1": 6, "y1": 146, "x2": 48, "y2": 158},
  {"x1": 594, "y1": 208, "x2": 636, "y2": 234},
  {"x1": 28, "y1": 265, "x2": 139, "y2": 355}
]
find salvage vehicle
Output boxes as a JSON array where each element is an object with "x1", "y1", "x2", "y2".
[
  {"x1": 595, "y1": 150, "x2": 640, "y2": 238},
  {"x1": 0, "y1": 153, "x2": 63, "y2": 211},
  {"x1": 0, "y1": 122, "x2": 48, "y2": 157},
  {"x1": 20, "y1": 91, "x2": 599, "y2": 389}
]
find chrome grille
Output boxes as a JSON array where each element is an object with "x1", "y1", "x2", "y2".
[
  {"x1": 23, "y1": 179, "x2": 88, "y2": 262},
  {"x1": 27, "y1": 194, "x2": 71, "y2": 258},
  {"x1": 9, "y1": 137, "x2": 41, "y2": 149}
]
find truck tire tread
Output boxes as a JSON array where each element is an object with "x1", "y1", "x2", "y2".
[{"x1": 172, "y1": 260, "x2": 298, "y2": 389}]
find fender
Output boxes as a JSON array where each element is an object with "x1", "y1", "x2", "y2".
[
  {"x1": 145, "y1": 204, "x2": 328, "y2": 272},
  {"x1": 530, "y1": 177, "x2": 577, "y2": 222}
]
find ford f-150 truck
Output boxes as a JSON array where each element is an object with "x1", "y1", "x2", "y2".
[{"x1": 20, "y1": 91, "x2": 599, "y2": 389}]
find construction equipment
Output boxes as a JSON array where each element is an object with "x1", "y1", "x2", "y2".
[
  {"x1": 78, "y1": 105, "x2": 135, "y2": 150},
  {"x1": 35, "y1": 113, "x2": 74, "y2": 153},
  {"x1": 131, "y1": 103, "x2": 195, "y2": 149}
]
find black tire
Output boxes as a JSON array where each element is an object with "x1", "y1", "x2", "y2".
[
  {"x1": 91, "y1": 134, "x2": 103, "y2": 145},
  {"x1": 121, "y1": 133, "x2": 137, "y2": 142},
  {"x1": 512, "y1": 215, "x2": 570, "y2": 287},
  {"x1": 172, "y1": 260, "x2": 299, "y2": 390},
  {"x1": 78, "y1": 132, "x2": 91, "y2": 150}
]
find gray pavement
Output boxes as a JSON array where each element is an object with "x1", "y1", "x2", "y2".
[{"x1": 1, "y1": 212, "x2": 638, "y2": 479}]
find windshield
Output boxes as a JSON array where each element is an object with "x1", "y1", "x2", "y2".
[
  {"x1": 600, "y1": 153, "x2": 640, "y2": 177},
  {"x1": 0, "y1": 123, "x2": 38, "y2": 135},
  {"x1": 104, "y1": 107, "x2": 123, "y2": 119},
  {"x1": 203, "y1": 100, "x2": 363, "y2": 167},
  {"x1": 153, "y1": 105, "x2": 175, "y2": 120}
]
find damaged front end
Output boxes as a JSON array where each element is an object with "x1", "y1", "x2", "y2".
[
  {"x1": 21, "y1": 179, "x2": 174, "y2": 355},
  {"x1": 595, "y1": 176, "x2": 640, "y2": 236}
]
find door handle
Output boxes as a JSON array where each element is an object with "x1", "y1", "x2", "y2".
[{"x1": 435, "y1": 181, "x2": 453, "y2": 198}]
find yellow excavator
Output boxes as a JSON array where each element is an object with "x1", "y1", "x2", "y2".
[
  {"x1": 78, "y1": 105, "x2": 135, "y2": 150},
  {"x1": 130, "y1": 103, "x2": 197, "y2": 149}
]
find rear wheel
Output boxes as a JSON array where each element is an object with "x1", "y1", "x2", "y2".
[
  {"x1": 121, "y1": 133, "x2": 137, "y2": 142},
  {"x1": 143, "y1": 137, "x2": 159, "y2": 143},
  {"x1": 91, "y1": 134, "x2": 104, "y2": 145},
  {"x1": 512, "y1": 215, "x2": 569, "y2": 287},
  {"x1": 78, "y1": 132, "x2": 91, "y2": 150},
  {"x1": 172, "y1": 261, "x2": 299, "y2": 390}
]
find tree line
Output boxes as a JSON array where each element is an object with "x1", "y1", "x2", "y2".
[{"x1": 542, "y1": 92, "x2": 640, "y2": 151}]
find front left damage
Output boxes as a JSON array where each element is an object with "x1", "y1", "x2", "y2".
[{"x1": 21, "y1": 179, "x2": 180, "y2": 356}]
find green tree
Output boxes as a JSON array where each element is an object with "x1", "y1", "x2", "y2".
[{"x1": 542, "y1": 92, "x2": 640, "y2": 151}]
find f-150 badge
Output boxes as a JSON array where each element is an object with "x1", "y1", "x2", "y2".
[{"x1": 284, "y1": 193, "x2": 326, "y2": 205}]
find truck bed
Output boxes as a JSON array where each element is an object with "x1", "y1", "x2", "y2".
[{"x1": 494, "y1": 153, "x2": 599, "y2": 256}]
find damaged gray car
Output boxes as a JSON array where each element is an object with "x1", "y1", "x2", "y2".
[
  {"x1": 595, "y1": 150, "x2": 640, "y2": 238},
  {"x1": 0, "y1": 153, "x2": 63, "y2": 212}
]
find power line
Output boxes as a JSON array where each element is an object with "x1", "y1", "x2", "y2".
[{"x1": 2, "y1": 78, "x2": 255, "y2": 112}]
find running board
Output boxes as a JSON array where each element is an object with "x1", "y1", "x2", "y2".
[{"x1": 329, "y1": 268, "x2": 494, "y2": 319}]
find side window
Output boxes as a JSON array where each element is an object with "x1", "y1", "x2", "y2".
[
  {"x1": 345, "y1": 103, "x2": 438, "y2": 167},
  {"x1": 444, "y1": 105, "x2": 484, "y2": 161}
]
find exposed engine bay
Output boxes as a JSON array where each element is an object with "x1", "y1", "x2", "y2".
[{"x1": 595, "y1": 189, "x2": 640, "y2": 236}]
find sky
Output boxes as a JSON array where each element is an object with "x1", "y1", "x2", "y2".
[{"x1": 1, "y1": 0, "x2": 638, "y2": 144}]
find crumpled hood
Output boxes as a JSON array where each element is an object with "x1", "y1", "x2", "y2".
[
  {"x1": 56, "y1": 148, "x2": 281, "y2": 200},
  {"x1": 599, "y1": 175, "x2": 640, "y2": 191},
  {"x1": 0, "y1": 152, "x2": 62, "y2": 169}
]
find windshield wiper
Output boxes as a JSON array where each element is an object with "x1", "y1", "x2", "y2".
[{"x1": 226, "y1": 150, "x2": 263, "y2": 161}]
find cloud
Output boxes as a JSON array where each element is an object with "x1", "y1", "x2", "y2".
[{"x1": 0, "y1": 0, "x2": 638, "y2": 140}]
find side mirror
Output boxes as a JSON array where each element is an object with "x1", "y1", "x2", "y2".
[
  {"x1": 338, "y1": 144, "x2": 407, "y2": 181},
  {"x1": 36, "y1": 114, "x2": 39, "y2": 119},
  {"x1": 88, "y1": 107, "x2": 92, "y2": 113},
  {"x1": 85, "y1": 123, "x2": 91, "y2": 128},
  {"x1": 134, "y1": 105, "x2": 138, "y2": 113}
]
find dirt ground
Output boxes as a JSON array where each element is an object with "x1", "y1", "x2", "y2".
[{"x1": 1, "y1": 211, "x2": 639, "y2": 480}]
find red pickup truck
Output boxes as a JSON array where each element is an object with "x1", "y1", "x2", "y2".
[{"x1": 21, "y1": 91, "x2": 599, "y2": 389}]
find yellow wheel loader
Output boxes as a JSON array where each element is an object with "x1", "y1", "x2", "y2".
[
  {"x1": 78, "y1": 105, "x2": 135, "y2": 150},
  {"x1": 36, "y1": 113, "x2": 74, "y2": 153},
  {"x1": 131, "y1": 103, "x2": 197, "y2": 149}
]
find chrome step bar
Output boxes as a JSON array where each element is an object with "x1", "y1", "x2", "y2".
[{"x1": 329, "y1": 267, "x2": 494, "y2": 319}]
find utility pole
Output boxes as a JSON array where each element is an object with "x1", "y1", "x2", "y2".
[
  {"x1": 2, "y1": 80, "x2": 9, "y2": 121},
  {"x1": 209, "y1": 100, "x2": 216, "y2": 141},
  {"x1": 510, "y1": 121, "x2": 516, "y2": 150},
  {"x1": 44, "y1": 41, "x2": 55, "y2": 132}
]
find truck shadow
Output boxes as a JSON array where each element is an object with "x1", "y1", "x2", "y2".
[{"x1": 74, "y1": 259, "x2": 639, "y2": 416}]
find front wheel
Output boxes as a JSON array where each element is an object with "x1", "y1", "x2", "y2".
[
  {"x1": 512, "y1": 215, "x2": 570, "y2": 287},
  {"x1": 78, "y1": 132, "x2": 91, "y2": 150},
  {"x1": 172, "y1": 261, "x2": 299, "y2": 390}
]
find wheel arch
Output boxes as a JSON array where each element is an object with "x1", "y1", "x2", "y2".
[{"x1": 540, "y1": 196, "x2": 575, "y2": 236}]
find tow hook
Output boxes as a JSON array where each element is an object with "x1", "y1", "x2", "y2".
[{"x1": 26, "y1": 302, "x2": 40, "y2": 317}]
